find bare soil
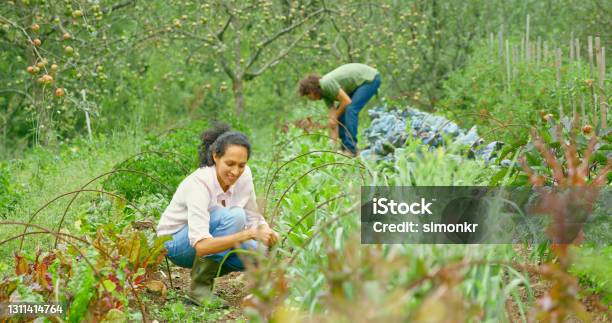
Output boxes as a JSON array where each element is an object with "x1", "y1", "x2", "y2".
[{"x1": 142, "y1": 266, "x2": 248, "y2": 322}]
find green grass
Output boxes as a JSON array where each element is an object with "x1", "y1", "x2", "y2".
[{"x1": 0, "y1": 128, "x2": 148, "y2": 270}]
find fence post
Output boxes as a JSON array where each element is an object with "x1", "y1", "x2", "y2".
[
  {"x1": 572, "y1": 93, "x2": 577, "y2": 120},
  {"x1": 588, "y1": 36, "x2": 594, "y2": 78},
  {"x1": 81, "y1": 90, "x2": 93, "y2": 141},
  {"x1": 569, "y1": 32, "x2": 574, "y2": 61},
  {"x1": 498, "y1": 30, "x2": 503, "y2": 59},
  {"x1": 537, "y1": 37, "x2": 542, "y2": 66},
  {"x1": 581, "y1": 95, "x2": 586, "y2": 125},
  {"x1": 596, "y1": 44, "x2": 607, "y2": 129},
  {"x1": 594, "y1": 37, "x2": 602, "y2": 128},
  {"x1": 506, "y1": 39, "x2": 511, "y2": 93},
  {"x1": 556, "y1": 48, "x2": 563, "y2": 119},
  {"x1": 525, "y1": 14, "x2": 530, "y2": 60},
  {"x1": 593, "y1": 93, "x2": 599, "y2": 127},
  {"x1": 520, "y1": 36, "x2": 525, "y2": 61},
  {"x1": 588, "y1": 36, "x2": 597, "y2": 125},
  {"x1": 513, "y1": 45, "x2": 519, "y2": 77},
  {"x1": 498, "y1": 31, "x2": 504, "y2": 86}
]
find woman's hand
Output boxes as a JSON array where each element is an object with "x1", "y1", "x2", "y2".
[
  {"x1": 249, "y1": 225, "x2": 279, "y2": 246},
  {"x1": 195, "y1": 225, "x2": 278, "y2": 257},
  {"x1": 268, "y1": 230, "x2": 279, "y2": 246}
]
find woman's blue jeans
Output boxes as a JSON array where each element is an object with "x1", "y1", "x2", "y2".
[
  {"x1": 164, "y1": 207, "x2": 259, "y2": 271},
  {"x1": 338, "y1": 74, "x2": 381, "y2": 154}
]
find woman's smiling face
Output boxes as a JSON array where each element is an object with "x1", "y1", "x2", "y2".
[{"x1": 213, "y1": 144, "x2": 248, "y2": 190}]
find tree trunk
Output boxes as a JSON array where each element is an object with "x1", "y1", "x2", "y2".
[{"x1": 232, "y1": 77, "x2": 245, "y2": 115}]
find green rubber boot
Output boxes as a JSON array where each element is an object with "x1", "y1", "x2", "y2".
[{"x1": 188, "y1": 257, "x2": 233, "y2": 308}]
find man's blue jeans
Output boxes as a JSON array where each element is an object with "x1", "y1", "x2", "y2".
[
  {"x1": 164, "y1": 207, "x2": 259, "y2": 271},
  {"x1": 338, "y1": 74, "x2": 381, "y2": 154}
]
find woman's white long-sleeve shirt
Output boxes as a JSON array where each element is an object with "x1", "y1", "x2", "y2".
[{"x1": 156, "y1": 165, "x2": 268, "y2": 246}]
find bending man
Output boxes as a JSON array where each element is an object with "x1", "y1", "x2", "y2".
[{"x1": 299, "y1": 63, "x2": 381, "y2": 156}]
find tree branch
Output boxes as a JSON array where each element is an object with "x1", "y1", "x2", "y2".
[
  {"x1": 328, "y1": 14, "x2": 353, "y2": 62},
  {"x1": 39, "y1": 1, "x2": 137, "y2": 39},
  {"x1": 244, "y1": 16, "x2": 324, "y2": 80},
  {"x1": 245, "y1": 7, "x2": 325, "y2": 70},
  {"x1": 177, "y1": 30, "x2": 215, "y2": 44},
  {"x1": 0, "y1": 15, "x2": 45, "y2": 65},
  {"x1": 103, "y1": 0, "x2": 137, "y2": 14},
  {"x1": 216, "y1": 11, "x2": 233, "y2": 41},
  {"x1": 219, "y1": 56, "x2": 235, "y2": 82},
  {"x1": 0, "y1": 89, "x2": 35, "y2": 102}
]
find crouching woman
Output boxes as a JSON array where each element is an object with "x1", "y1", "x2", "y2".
[{"x1": 156, "y1": 123, "x2": 278, "y2": 305}]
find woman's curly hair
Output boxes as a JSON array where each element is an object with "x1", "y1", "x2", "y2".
[{"x1": 198, "y1": 122, "x2": 251, "y2": 167}]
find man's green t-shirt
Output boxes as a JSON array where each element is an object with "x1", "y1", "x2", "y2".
[{"x1": 319, "y1": 63, "x2": 379, "y2": 107}]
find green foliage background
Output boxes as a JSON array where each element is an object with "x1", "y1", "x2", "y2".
[
  {"x1": 1, "y1": 0, "x2": 609, "y2": 155},
  {"x1": 0, "y1": 0, "x2": 610, "y2": 321}
]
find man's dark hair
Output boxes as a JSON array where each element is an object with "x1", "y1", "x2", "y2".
[
  {"x1": 298, "y1": 74, "x2": 322, "y2": 97},
  {"x1": 199, "y1": 122, "x2": 251, "y2": 167}
]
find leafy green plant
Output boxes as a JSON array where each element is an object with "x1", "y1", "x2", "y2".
[
  {"x1": 0, "y1": 190, "x2": 170, "y2": 321},
  {"x1": 102, "y1": 120, "x2": 205, "y2": 201},
  {"x1": 514, "y1": 117, "x2": 611, "y2": 186},
  {"x1": 439, "y1": 42, "x2": 610, "y2": 145},
  {"x1": 0, "y1": 162, "x2": 22, "y2": 217},
  {"x1": 242, "y1": 126, "x2": 532, "y2": 322},
  {"x1": 571, "y1": 245, "x2": 612, "y2": 304},
  {"x1": 520, "y1": 120, "x2": 610, "y2": 321}
]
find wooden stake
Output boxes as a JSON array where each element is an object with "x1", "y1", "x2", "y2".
[
  {"x1": 525, "y1": 14, "x2": 530, "y2": 60},
  {"x1": 595, "y1": 38, "x2": 603, "y2": 88},
  {"x1": 570, "y1": 36, "x2": 574, "y2": 61},
  {"x1": 506, "y1": 39, "x2": 511, "y2": 93},
  {"x1": 498, "y1": 30, "x2": 503, "y2": 59},
  {"x1": 581, "y1": 94, "x2": 586, "y2": 125},
  {"x1": 590, "y1": 38, "x2": 598, "y2": 126},
  {"x1": 597, "y1": 46, "x2": 607, "y2": 128},
  {"x1": 569, "y1": 38, "x2": 576, "y2": 119},
  {"x1": 544, "y1": 42, "x2": 548, "y2": 61},
  {"x1": 81, "y1": 90, "x2": 93, "y2": 141},
  {"x1": 513, "y1": 45, "x2": 519, "y2": 77},
  {"x1": 556, "y1": 48, "x2": 562, "y2": 85},
  {"x1": 572, "y1": 94, "x2": 576, "y2": 120},
  {"x1": 575, "y1": 38, "x2": 580, "y2": 61},
  {"x1": 588, "y1": 36, "x2": 594, "y2": 78},
  {"x1": 521, "y1": 36, "x2": 525, "y2": 61},
  {"x1": 499, "y1": 31, "x2": 504, "y2": 85},
  {"x1": 556, "y1": 48, "x2": 563, "y2": 119},
  {"x1": 593, "y1": 93, "x2": 599, "y2": 128},
  {"x1": 537, "y1": 37, "x2": 542, "y2": 66}
]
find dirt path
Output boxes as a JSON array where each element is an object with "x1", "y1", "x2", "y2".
[
  {"x1": 143, "y1": 266, "x2": 248, "y2": 322},
  {"x1": 506, "y1": 246, "x2": 610, "y2": 322}
]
